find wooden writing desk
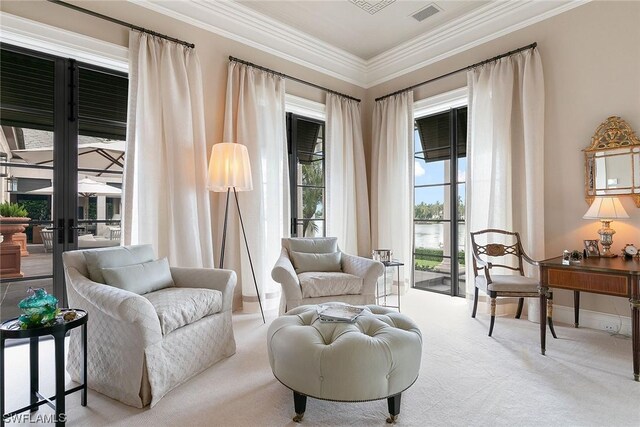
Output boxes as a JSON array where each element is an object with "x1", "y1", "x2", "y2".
[{"x1": 539, "y1": 256, "x2": 640, "y2": 381}]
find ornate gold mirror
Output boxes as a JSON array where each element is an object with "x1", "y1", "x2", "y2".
[{"x1": 584, "y1": 116, "x2": 640, "y2": 207}]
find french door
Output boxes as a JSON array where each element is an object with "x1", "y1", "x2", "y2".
[
  {"x1": 0, "y1": 45, "x2": 127, "y2": 320},
  {"x1": 412, "y1": 107, "x2": 467, "y2": 296}
]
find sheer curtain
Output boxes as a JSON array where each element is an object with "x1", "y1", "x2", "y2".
[
  {"x1": 326, "y1": 94, "x2": 371, "y2": 256},
  {"x1": 123, "y1": 31, "x2": 213, "y2": 267},
  {"x1": 371, "y1": 92, "x2": 414, "y2": 287},
  {"x1": 466, "y1": 48, "x2": 545, "y2": 295},
  {"x1": 220, "y1": 62, "x2": 288, "y2": 312}
]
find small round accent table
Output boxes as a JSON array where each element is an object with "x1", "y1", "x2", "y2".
[
  {"x1": 1, "y1": 309, "x2": 88, "y2": 426},
  {"x1": 267, "y1": 305, "x2": 422, "y2": 423}
]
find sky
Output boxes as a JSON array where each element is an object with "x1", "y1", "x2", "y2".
[{"x1": 414, "y1": 130, "x2": 466, "y2": 208}]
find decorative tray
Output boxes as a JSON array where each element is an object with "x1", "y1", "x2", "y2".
[{"x1": 317, "y1": 303, "x2": 364, "y2": 323}]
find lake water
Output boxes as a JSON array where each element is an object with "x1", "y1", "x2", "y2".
[{"x1": 414, "y1": 222, "x2": 466, "y2": 251}]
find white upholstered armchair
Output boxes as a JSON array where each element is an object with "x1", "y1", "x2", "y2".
[
  {"x1": 62, "y1": 245, "x2": 236, "y2": 408},
  {"x1": 271, "y1": 237, "x2": 384, "y2": 314}
]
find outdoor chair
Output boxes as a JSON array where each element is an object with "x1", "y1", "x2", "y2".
[
  {"x1": 470, "y1": 229, "x2": 558, "y2": 338},
  {"x1": 271, "y1": 237, "x2": 384, "y2": 314},
  {"x1": 40, "y1": 229, "x2": 53, "y2": 252}
]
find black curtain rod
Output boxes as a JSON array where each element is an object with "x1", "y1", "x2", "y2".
[
  {"x1": 229, "y1": 56, "x2": 361, "y2": 103},
  {"x1": 375, "y1": 42, "x2": 537, "y2": 102},
  {"x1": 47, "y1": 0, "x2": 195, "y2": 49}
]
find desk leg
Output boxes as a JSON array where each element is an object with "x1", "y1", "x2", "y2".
[
  {"x1": 53, "y1": 332, "x2": 65, "y2": 426},
  {"x1": 397, "y1": 266, "x2": 401, "y2": 312},
  {"x1": 540, "y1": 289, "x2": 547, "y2": 355},
  {"x1": 631, "y1": 299, "x2": 639, "y2": 382},
  {"x1": 574, "y1": 291, "x2": 580, "y2": 328},
  {"x1": 29, "y1": 337, "x2": 39, "y2": 412}
]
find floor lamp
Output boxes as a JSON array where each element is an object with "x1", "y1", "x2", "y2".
[{"x1": 208, "y1": 142, "x2": 265, "y2": 323}]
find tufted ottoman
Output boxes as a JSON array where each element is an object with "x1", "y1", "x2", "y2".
[{"x1": 267, "y1": 305, "x2": 422, "y2": 423}]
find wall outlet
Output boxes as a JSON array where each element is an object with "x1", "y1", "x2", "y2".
[{"x1": 600, "y1": 322, "x2": 620, "y2": 333}]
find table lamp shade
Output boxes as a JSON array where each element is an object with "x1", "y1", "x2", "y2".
[
  {"x1": 207, "y1": 142, "x2": 253, "y2": 192},
  {"x1": 583, "y1": 197, "x2": 629, "y2": 220}
]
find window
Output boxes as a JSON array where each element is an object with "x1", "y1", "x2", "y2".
[
  {"x1": 413, "y1": 106, "x2": 467, "y2": 297},
  {"x1": 286, "y1": 113, "x2": 326, "y2": 237}
]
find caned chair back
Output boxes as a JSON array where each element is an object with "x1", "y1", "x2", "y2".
[{"x1": 470, "y1": 229, "x2": 526, "y2": 278}]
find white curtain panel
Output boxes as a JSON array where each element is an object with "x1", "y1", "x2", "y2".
[
  {"x1": 466, "y1": 48, "x2": 545, "y2": 294},
  {"x1": 221, "y1": 62, "x2": 288, "y2": 311},
  {"x1": 326, "y1": 94, "x2": 371, "y2": 257},
  {"x1": 371, "y1": 92, "x2": 414, "y2": 285},
  {"x1": 123, "y1": 31, "x2": 213, "y2": 267}
]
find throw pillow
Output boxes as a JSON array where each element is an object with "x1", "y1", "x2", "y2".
[
  {"x1": 288, "y1": 237, "x2": 338, "y2": 254},
  {"x1": 101, "y1": 257, "x2": 175, "y2": 295},
  {"x1": 289, "y1": 251, "x2": 342, "y2": 274},
  {"x1": 84, "y1": 245, "x2": 156, "y2": 283}
]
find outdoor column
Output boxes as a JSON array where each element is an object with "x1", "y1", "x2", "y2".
[
  {"x1": 438, "y1": 160, "x2": 452, "y2": 273},
  {"x1": 97, "y1": 197, "x2": 106, "y2": 237}
]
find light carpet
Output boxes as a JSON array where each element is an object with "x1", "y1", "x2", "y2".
[{"x1": 4, "y1": 290, "x2": 639, "y2": 426}]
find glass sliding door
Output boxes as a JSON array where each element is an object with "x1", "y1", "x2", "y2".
[
  {"x1": 0, "y1": 45, "x2": 127, "y2": 321},
  {"x1": 413, "y1": 107, "x2": 467, "y2": 296}
]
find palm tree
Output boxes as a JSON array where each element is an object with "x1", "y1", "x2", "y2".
[{"x1": 301, "y1": 161, "x2": 323, "y2": 236}]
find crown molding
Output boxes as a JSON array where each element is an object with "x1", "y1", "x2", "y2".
[
  {"x1": 128, "y1": 0, "x2": 367, "y2": 86},
  {"x1": 0, "y1": 12, "x2": 128, "y2": 72},
  {"x1": 365, "y1": 0, "x2": 591, "y2": 87},
  {"x1": 130, "y1": 1, "x2": 590, "y2": 89}
]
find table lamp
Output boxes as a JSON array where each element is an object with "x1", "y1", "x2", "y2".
[
  {"x1": 207, "y1": 142, "x2": 264, "y2": 323},
  {"x1": 582, "y1": 196, "x2": 629, "y2": 257}
]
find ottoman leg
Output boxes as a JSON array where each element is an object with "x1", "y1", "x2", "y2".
[
  {"x1": 386, "y1": 393, "x2": 401, "y2": 423},
  {"x1": 293, "y1": 391, "x2": 307, "y2": 422}
]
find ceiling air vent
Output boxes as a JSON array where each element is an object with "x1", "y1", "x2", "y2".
[{"x1": 411, "y1": 4, "x2": 441, "y2": 22}]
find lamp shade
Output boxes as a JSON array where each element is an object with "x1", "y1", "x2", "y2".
[
  {"x1": 583, "y1": 197, "x2": 629, "y2": 220},
  {"x1": 207, "y1": 142, "x2": 253, "y2": 192}
]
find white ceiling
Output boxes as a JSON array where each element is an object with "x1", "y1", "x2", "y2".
[
  {"x1": 237, "y1": 1, "x2": 489, "y2": 60},
  {"x1": 131, "y1": 0, "x2": 589, "y2": 88}
]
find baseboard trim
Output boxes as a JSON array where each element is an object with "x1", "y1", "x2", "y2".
[
  {"x1": 527, "y1": 299, "x2": 631, "y2": 336},
  {"x1": 551, "y1": 305, "x2": 631, "y2": 336}
]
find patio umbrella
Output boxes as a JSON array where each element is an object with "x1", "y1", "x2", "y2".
[
  {"x1": 12, "y1": 140, "x2": 125, "y2": 175},
  {"x1": 29, "y1": 177, "x2": 122, "y2": 197},
  {"x1": 29, "y1": 178, "x2": 122, "y2": 221}
]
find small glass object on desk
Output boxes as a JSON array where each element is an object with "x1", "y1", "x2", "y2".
[{"x1": 17, "y1": 287, "x2": 59, "y2": 329}]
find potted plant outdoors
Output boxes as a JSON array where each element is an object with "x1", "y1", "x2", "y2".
[{"x1": 0, "y1": 202, "x2": 31, "y2": 260}]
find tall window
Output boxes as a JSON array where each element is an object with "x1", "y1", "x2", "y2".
[
  {"x1": 413, "y1": 107, "x2": 467, "y2": 296},
  {"x1": 286, "y1": 113, "x2": 326, "y2": 237}
]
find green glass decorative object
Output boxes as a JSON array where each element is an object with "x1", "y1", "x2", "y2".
[{"x1": 18, "y1": 287, "x2": 59, "y2": 329}]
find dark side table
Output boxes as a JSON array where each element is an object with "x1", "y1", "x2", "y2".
[{"x1": 1, "y1": 309, "x2": 88, "y2": 426}]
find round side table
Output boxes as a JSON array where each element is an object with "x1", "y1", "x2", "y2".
[{"x1": 1, "y1": 309, "x2": 88, "y2": 426}]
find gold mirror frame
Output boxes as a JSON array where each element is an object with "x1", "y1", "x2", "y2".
[{"x1": 584, "y1": 116, "x2": 640, "y2": 207}]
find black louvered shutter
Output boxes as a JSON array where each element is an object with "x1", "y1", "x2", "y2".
[
  {"x1": 0, "y1": 48, "x2": 55, "y2": 131},
  {"x1": 78, "y1": 67, "x2": 128, "y2": 139}
]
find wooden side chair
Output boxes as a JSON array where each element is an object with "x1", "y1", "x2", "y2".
[{"x1": 470, "y1": 229, "x2": 557, "y2": 338}]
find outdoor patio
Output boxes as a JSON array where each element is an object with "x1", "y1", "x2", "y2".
[{"x1": 0, "y1": 244, "x2": 53, "y2": 320}]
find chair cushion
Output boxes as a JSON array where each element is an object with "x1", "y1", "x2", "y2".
[
  {"x1": 83, "y1": 245, "x2": 156, "y2": 283},
  {"x1": 298, "y1": 272, "x2": 363, "y2": 298},
  {"x1": 144, "y1": 287, "x2": 223, "y2": 335},
  {"x1": 101, "y1": 258, "x2": 175, "y2": 295},
  {"x1": 286, "y1": 237, "x2": 338, "y2": 254},
  {"x1": 475, "y1": 274, "x2": 539, "y2": 293},
  {"x1": 290, "y1": 251, "x2": 342, "y2": 274}
]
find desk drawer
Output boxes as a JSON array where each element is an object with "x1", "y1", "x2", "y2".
[{"x1": 547, "y1": 269, "x2": 629, "y2": 297}]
